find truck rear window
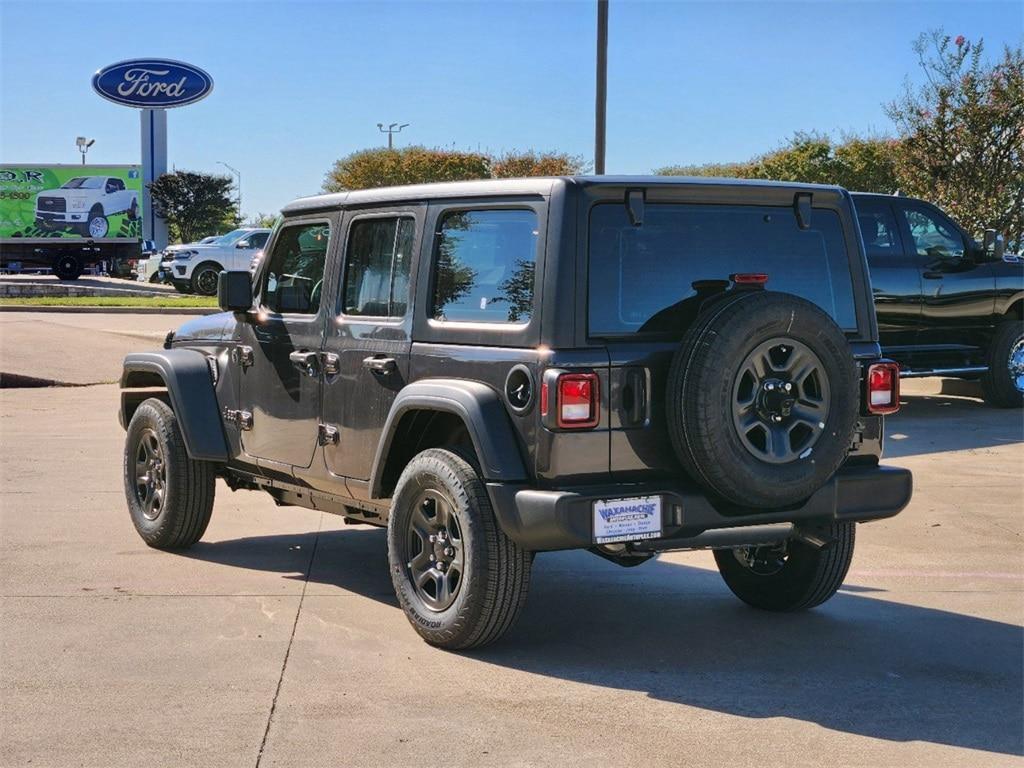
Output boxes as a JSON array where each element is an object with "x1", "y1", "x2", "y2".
[{"x1": 588, "y1": 203, "x2": 857, "y2": 335}]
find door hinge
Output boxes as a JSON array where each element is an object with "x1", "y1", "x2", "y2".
[
  {"x1": 318, "y1": 423, "x2": 340, "y2": 446},
  {"x1": 230, "y1": 345, "x2": 254, "y2": 369},
  {"x1": 223, "y1": 408, "x2": 253, "y2": 430}
]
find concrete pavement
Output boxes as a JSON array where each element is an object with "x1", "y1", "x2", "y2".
[{"x1": 0, "y1": 314, "x2": 1021, "y2": 767}]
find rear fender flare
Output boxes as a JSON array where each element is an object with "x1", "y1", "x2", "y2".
[
  {"x1": 369, "y1": 379, "x2": 528, "y2": 499},
  {"x1": 119, "y1": 350, "x2": 228, "y2": 462}
]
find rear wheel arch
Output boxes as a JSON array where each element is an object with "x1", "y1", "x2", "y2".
[{"x1": 370, "y1": 380, "x2": 528, "y2": 500}]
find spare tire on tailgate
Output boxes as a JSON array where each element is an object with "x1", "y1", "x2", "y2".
[{"x1": 666, "y1": 290, "x2": 859, "y2": 508}]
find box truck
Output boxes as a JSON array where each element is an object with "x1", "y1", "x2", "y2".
[{"x1": 0, "y1": 164, "x2": 144, "y2": 279}]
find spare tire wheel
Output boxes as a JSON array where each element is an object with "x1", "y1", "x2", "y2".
[{"x1": 666, "y1": 291, "x2": 858, "y2": 508}]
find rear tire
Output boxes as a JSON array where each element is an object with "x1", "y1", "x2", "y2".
[
  {"x1": 714, "y1": 522, "x2": 855, "y2": 611},
  {"x1": 123, "y1": 398, "x2": 215, "y2": 549},
  {"x1": 387, "y1": 448, "x2": 531, "y2": 649},
  {"x1": 981, "y1": 320, "x2": 1024, "y2": 408},
  {"x1": 52, "y1": 254, "x2": 82, "y2": 280}
]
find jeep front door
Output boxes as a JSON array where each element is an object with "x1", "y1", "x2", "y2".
[
  {"x1": 236, "y1": 218, "x2": 332, "y2": 468},
  {"x1": 320, "y1": 209, "x2": 420, "y2": 481}
]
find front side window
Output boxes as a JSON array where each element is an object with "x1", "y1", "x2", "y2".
[
  {"x1": 342, "y1": 217, "x2": 415, "y2": 317},
  {"x1": 249, "y1": 231, "x2": 270, "y2": 249},
  {"x1": 855, "y1": 200, "x2": 901, "y2": 258},
  {"x1": 431, "y1": 209, "x2": 538, "y2": 324},
  {"x1": 588, "y1": 203, "x2": 857, "y2": 335},
  {"x1": 261, "y1": 222, "x2": 330, "y2": 315},
  {"x1": 900, "y1": 205, "x2": 965, "y2": 260}
]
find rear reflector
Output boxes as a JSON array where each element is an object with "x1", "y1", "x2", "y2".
[
  {"x1": 556, "y1": 373, "x2": 599, "y2": 428},
  {"x1": 867, "y1": 362, "x2": 900, "y2": 415}
]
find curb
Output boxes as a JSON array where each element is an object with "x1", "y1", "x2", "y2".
[{"x1": 0, "y1": 305, "x2": 218, "y2": 315}]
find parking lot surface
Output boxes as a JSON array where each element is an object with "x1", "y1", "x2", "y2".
[{"x1": 1, "y1": 313, "x2": 1021, "y2": 767}]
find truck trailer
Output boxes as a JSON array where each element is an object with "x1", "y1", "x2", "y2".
[{"x1": 0, "y1": 164, "x2": 144, "y2": 279}]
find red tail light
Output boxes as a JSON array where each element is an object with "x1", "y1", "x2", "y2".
[
  {"x1": 731, "y1": 272, "x2": 769, "y2": 285},
  {"x1": 866, "y1": 361, "x2": 900, "y2": 415},
  {"x1": 555, "y1": 373, "x2": 599, "y2": 428}
]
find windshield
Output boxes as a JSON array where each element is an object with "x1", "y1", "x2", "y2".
[
  {"x1": 211, "y1": 229, "x2": 251, "y2": 245},
  {"x1": 588, "y1": 202, "x2": 857, "y2": 336},
  {"x1": 61, "y1": 177, "x2": 103, "y2": 190}
]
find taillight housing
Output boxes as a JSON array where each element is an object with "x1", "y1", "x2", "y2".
[
  {"x1": 866, "y1": 361, "x2": 900, "y2": 415},
  {"x1": 541, "y1": 370, "x2": 599, "y2": 429}
]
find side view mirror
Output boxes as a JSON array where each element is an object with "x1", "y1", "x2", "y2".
[
  {"x1": 236, "y1": 240, "x2": 251, "y2": 249},
  {"x1": 218, "y1": 270, "x2": 252, "y2": 312},
  {"x1": 983, "y1": 229, "x2": 1006, "y2": 260}
]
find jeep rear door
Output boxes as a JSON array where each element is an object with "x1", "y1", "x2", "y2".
[{"x1": 319, "y1": 205, "x2": 424, "y2": 481}]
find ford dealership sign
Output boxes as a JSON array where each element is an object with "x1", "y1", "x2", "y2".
[{"x1": 92, "y1": 59, "x2": 213, "y2": 109}]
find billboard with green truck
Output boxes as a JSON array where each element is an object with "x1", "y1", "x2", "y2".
[{"x1": 0, "y1": 164, "x2": 144, "y2": 279}]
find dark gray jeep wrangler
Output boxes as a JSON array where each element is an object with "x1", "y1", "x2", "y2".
[{"x1": 119, "y1": 176, "x2": 913, "y2": 649}]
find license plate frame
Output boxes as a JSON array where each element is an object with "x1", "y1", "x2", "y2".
[{"x1": 592, "y1": 495, "x2": 663, "y2": 544}]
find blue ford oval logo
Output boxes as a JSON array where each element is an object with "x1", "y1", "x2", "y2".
[{"x1": 92, "y1": 59, "x2": 213, "y2": 109}]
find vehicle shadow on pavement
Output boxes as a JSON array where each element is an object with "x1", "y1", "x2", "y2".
[
  {"x1": 183, "y1": 528, "x2": 1023, "y2": 757},
  {"x1": 883, "y1": 391, "x2": 1023, "y2": 458}
]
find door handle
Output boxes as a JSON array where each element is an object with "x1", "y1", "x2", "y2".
[
  {"x1": 289, "y1": 350, "x2": 319, "y2": 377},
  {"x1": 362, "y1": 355, "x2": 397, "y2": 375},
  {"x1": 923, "y1": 271, "x2": 944, "y2": 280}
]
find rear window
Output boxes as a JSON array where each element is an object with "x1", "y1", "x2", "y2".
[{"x1": 588, "y1": 203, "x2": 857, "y2": 335}]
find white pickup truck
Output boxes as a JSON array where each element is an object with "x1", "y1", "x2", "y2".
[
  {"x1": 160, "y1": 227, "x2": 271, "y2": 295},
  {"x1": 35, "y1": 175, "x2": 139, "y2": 238}
]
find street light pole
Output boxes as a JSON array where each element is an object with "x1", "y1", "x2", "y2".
[
  {"x1": 377, "y1": 122, "x2": 410, "y2": 149},
  {"x1": 217, "y1": 161, "x2": 242, "y2": 221},
  {"x1": 76, "y1": 136, "x2": 95, "y2": 165},
  {"x1": 595, "y1": 0, "x2": 608, "y2": 175}
]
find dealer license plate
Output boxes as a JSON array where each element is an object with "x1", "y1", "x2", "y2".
[{"x1": 593, "y1": 495, "x2": 663, "y2": 544}]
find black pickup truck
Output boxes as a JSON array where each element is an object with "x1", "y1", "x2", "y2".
[{"x1": 853, "y1": 193, "x2": 1023, "y2": 407}]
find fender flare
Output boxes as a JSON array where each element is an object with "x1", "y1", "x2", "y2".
[
  {"x1": 369, "y1": 379, "x2": 528, "y2": 498},
  {"x1": 119, "y1": 349, "x2": 228, "y2": 462}
]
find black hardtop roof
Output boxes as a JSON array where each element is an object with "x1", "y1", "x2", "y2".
[{"x1": 281, "y1": 175, "x2": 847, "y2": 216}]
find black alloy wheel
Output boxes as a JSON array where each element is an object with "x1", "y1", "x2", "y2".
[
  {"x1": 133, "y1": 428, "x2": 166, "y2": 521},
  {"x1": 402, "y1": 489, "x2": 465, "y2": 611},
  {"x1": 193, "y1": 265, "x2": 221, "y2": 296},
  {"x1": 732, "y1": 338, "x2": 830, "y2": 464}
]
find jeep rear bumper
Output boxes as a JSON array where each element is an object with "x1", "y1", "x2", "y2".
[{"x1": 485, "y1": 464, "x2": 912, "y2": 552}]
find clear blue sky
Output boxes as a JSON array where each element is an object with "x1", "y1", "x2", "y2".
[{"x1": 2, "y1": 0, "x2": 1021, "y2": 218}]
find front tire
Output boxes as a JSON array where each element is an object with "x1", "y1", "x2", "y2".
[
  {"x1": 713, "y1": 522, "x2": 855, "y2": 611},
  {"x1": 981, "y1": 320, "x2": 1024, "y2": 408},
  {"x1": 83, "y1": 206, "x2": 109, "y2": 238},
  {"x1": 191, "y1": 262, "x2": 222, "y2": 296},
  {"x1": 387, "y1": 449, "x2": 531, "y2": 649},
  {"x1": 123, "y1": 398, "x2": 215, "y2": 549}
]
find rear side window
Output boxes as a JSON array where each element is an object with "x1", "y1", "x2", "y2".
[
  {"x1": 588, "y1": 203, "x2": 857, "y2": 335},
  {"x1": 261, "y1": 222, "x2": 330, "y2": 315},
  {"x1": 342, "y1": 217, "x2": 415, "y2": 317},
  {"x1": 855, "y1": 200, "x2": 902, "y2": 258},
  {"x1": 431, "y1": 209, "x2": 538, "y2": 324}
]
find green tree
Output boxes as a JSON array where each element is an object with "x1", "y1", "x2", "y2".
[
  {"x1": 323, "y1": 146, "x2": 491, "y2": 192},
  {"x1": 249, "y1": 212, "x2": 281, "y2": 229},
  {"x1": 656, "y1": 133, "x2": 899, "y2": 193},
  {"x1": 886, "y1": 31, "x2": 1024, "y2": 246},
  {"x1": 148, "y1": 171, "x2": 237, "y2": 244},
  {"x1": 491, "y1": 150, "x2": 590, "y2": 177}
]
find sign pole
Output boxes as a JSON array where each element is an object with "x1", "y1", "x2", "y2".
[{"x1": 140, "y1": 108, "x2": 168, "y2": 249}]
